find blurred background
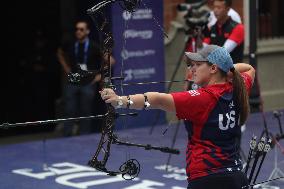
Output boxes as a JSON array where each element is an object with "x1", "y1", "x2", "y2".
[
  {"x1": 1, "y1": 0, "x2": 284, "y2": 143},
  {"x1": 0, "y1": 1, "x2": 283, "y2": 189}
]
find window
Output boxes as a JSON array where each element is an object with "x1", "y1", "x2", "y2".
[{"x1": 258, "y1": 0, "x2": 284, "y2": 39}]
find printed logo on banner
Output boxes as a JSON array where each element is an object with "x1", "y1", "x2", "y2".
[
  {"x1": 112, "y1": 0, "x2": 166, "y2": 127},
  {"x1": 11, "y1": 162, "x2": 186, "y2": 189},
  {"x1": 122, "y1": 9, "x2": 153, "y2": 20},
  {"x1": 124, "y1": 68, "x2": 156, "y2": 81},
  {"x1": 124, "y1": 30, "x2": 153, "y2": 39},
  {"x1": 122, "y1": 11, "x2": 132, "y2": 20},
  {"x1": 121, "y1": 49, "x2": 156, "y2": 60}
]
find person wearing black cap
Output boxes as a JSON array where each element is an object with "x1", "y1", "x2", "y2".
[{"x1": 100, "y1": 45, "x2": 255, "y2": 189}]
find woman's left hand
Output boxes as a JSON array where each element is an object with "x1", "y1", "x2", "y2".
[{"x1": 100, "y1": 88, "x2": 119, "y2": 107}]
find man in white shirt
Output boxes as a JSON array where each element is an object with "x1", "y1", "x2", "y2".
[{"x1": 207, "y1": 0, "x2": 242, "y2": 28}]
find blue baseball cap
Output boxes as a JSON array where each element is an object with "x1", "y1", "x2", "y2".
[{"x1": 185, "y1": 45, "x2": 234, "y2": 73}]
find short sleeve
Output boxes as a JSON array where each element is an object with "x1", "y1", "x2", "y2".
[
  {"x1": 171, "y1": 90, "x2": 213, "y2": 122},
  {"x1": 228, "y1": 24, "x2": 244, "y2": 45},
  {"x1": 203, "y1": 37, "x2": 211, "y2": 44},
  {"x1": 241, "y1": 72, "x2": 253, "y2": 93}
]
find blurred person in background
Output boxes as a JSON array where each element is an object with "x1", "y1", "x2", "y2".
[
  {"x1": 207, "y1": 0, "x2": 241, "y2": 28},
  {"x1": 57, "y1": 20, "x2": 104, "y2": 136},
  {"x1": 202, "y1": 0, "x2": 244, "y2": 63},
  {"x1": 183, "y1": 0, "x2": 243, "y2": 91}
]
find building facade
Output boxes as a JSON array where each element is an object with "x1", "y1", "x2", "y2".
[{"x1": 164, "y1": 0, "x2": 284, "y2": 111}]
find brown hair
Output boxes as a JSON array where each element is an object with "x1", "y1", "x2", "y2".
[
  {"x1": 207, "y1": 62, "x2": 250, "y2": 125},
  {"x1": 231, "y1": 68, "x2": 250, "y2": 125}
]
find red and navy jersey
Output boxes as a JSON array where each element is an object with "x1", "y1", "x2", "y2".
[{"x1": 171, "y1": 73, "x2": 252, "y2": 181}]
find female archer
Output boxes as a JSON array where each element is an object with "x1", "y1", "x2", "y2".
[{"x1": 100, "y1": 45, "x2": 255, "y2": 189}]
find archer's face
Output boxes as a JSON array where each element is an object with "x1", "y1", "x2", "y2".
[
  {"x1": 191, "y1": 61, "x2": 212, "y2": 86},
  {"x1": 75, "y1": 22, "x2": 90, "y2": 41},
  {"x1": 213, "y1": 1, "x2": 229, "y2": 21}
]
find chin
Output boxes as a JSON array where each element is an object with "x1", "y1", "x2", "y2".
[
  {"x1": 195, "y1": 80, "x2": 207, "y2": 87},
  {"x1": 195, "y1": 81, "x2": 202, "y2": 86}
]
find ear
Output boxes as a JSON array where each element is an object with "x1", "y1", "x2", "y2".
[
  {"x1": 86, "y1": 29, "x2": 90, "y2": 35},
  {"x1": 210, "y1": 64, "x2": 218, "y2": 74}
]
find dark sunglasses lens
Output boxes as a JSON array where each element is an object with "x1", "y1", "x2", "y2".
[{"x1": 76, "y1": 28, "x2": 84, "y2": 32}]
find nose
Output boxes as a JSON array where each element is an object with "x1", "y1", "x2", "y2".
[
  {"x1": 213, "y1": 8, "x2": 219, "y2": 16},
  {"x1": 191, "y1": 64, "x2": 197, "y2": 72}
]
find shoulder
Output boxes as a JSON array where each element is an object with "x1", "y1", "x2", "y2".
[
  {"x1": 202, "y1": 84, "x2": 233, "y2": 100},
  {"x1": 171, "y1": 89, "x2": 214, "y2": 106},
  {"x1": 228, "y1": 19, "x2": 244, "y2": 31},
  {"x1": 228, "y1": 8, "x2": 242, "y2": 23}
]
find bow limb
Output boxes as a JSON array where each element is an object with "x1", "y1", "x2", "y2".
[
  {"x1": 87, "y1": 3, "x2": 141, "y2": 179},
  {"x1": 87, "y1": 0, "x2": 180, "y2": 180}
]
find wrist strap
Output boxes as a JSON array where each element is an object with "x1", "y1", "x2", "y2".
[
  {"x1": 115, "y1": 96, "x2": 124, "y2": 109},
  {"x1": 127, "y1": 95, "x2": 133, "y2": 109},
  {"x1": 143, "y1": 94, "x2": 150, "y2": 109}
]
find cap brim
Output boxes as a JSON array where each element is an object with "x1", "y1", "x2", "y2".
[{"x1": 185, "y1": 52, "x2": 207, "y2": 62}]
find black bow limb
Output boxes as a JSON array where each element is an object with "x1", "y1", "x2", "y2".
[{"x1": 85, "y1": 0, "x2": 181, "y2": 180}]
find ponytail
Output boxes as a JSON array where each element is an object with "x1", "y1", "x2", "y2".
[{"x1": 231, "y1": 68, "x2": 250, "y2": 125}]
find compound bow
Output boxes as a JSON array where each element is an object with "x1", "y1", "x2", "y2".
[
  {"x1": 0, "y1": 0, "x2": 179, "y2": 181},
  {"x1": 76, "y1": 0, "x2": 180, "y2": 180}
]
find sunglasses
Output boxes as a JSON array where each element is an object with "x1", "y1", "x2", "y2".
[{"x1": 75, "y1": 27, "x2": 86, "y2": 32}]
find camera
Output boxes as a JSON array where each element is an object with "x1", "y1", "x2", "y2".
[{"x1": 177, "y1": 0, "x2": 210, "y2": 36}]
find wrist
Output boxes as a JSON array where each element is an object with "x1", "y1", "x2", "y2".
[
  {"x1": 127, "y1": 95, "x2": 133, "y2": 109},
  {"x1": 115, "y1": 96, "x2": 124, "y2": 109}
]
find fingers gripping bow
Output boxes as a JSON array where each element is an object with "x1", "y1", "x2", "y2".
[{"x1": 86, "y1": 0, "x2": 180, "y2": 180}]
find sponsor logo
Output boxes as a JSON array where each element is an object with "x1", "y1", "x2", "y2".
[
  {"x1": 229, "y1": 101, "x2": 235, "y2": 109},
  {"x1": 121, "y1": 49, "x2": 156, "y2": 60},
  {"x1": 12, "y1": 162, "x2": 185, "y2": 189},
  {"x1": 124, "y1": 30, "x2": 153, "y2": 39},
  {"x1": 122, "y1": 11, "x2": 132, "y2": 20},
  {"x1": 124, "y1": 68, "x2": 156, "y2": 81},
  {"x1": 122, "y1": 9, "x2": 153, "y2": 20},
  {"x1": 188, "y1": 90, "x2": 200, "y2": 96}
]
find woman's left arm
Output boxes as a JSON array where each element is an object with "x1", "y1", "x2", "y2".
[{"x1": 101, "y1": 89, "x2": 176, "y2": 112}]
